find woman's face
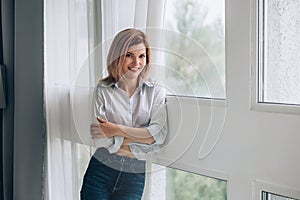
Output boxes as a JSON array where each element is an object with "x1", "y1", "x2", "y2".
[{"x1": 121, "y1": 43, "x2": 147, "y2": 80}]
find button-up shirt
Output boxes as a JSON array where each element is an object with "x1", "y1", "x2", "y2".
[{"x1": 93, "y1": 78, "x2": 168, "y2": 160}]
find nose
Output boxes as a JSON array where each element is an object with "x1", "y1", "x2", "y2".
[{"x1": 132, "y1": 57, "x2": 140, "y2": 66}]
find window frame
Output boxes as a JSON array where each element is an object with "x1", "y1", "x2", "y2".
[
  {"x1": 250, "y1": 0, "x2": 300, "y2": 115},
  {"x1": 162, "y1": 0, "x2": 226, "y2": 100},
  {"x1": 252, "y1": 180, "x2": 300, "y2": 200}
]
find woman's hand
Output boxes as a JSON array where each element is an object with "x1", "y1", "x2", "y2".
[
  {"x1": 90, "y1": 118, "x2": 121, "y2": 139},
  {"x1": 90, "y1": 117, "x2": 155, "y2": 144}
]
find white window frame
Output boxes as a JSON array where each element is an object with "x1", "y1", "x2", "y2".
[
  {"x1": 252, "y1": 180, "x2": 300, "y2": 200},
  {"x1": 250, "y1": 0, "x2": 300, "y2": 115}
]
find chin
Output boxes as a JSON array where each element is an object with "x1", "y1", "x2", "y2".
[{"x1": 123, "y1": 71, "x2": 141, "y2": 80}]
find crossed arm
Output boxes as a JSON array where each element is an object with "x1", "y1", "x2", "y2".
[{"x1": 90, "y1": 117, "x2": 155, "y2": 157}]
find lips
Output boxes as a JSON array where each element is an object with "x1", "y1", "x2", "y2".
[{"x1": 128, "y1": 67, "x2": 142, "y2": 71}]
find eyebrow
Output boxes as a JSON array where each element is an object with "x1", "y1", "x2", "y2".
[{"x1": 126, "y1": 51, "x2": 146, "y2": 55}]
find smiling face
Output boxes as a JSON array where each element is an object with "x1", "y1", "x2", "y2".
[
  {"x1": 121, "y1": 43, "x2": 147, "y2": 80},
  {"x1": 104, "y1": 29, "x2": 151, "y2": 84}
]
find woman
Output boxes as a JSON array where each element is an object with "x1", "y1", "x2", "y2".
[{"x1": 80, "y1": 28, "x2": 168, "y2": 200}]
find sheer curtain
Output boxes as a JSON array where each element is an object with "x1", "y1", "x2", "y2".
[{"x1": 45, "y1": 0, "x2": 165, "y2": 200}]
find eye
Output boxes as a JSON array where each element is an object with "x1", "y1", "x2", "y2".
[
  {"x1": 139, "y1": 54, "x2": 146, "y2": 58},
  {"x1": 126, "y1": 52, "x2": 133, "y2": 58}
]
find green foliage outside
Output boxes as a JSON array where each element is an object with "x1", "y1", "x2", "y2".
[
  {"x1": 164, "y1": 1, "x2": 227, "y2": 199},
  {"x1": 164, "y1": 0, "x2": 225, "y2": 98},
  {"x1": 166, "y1": 167, "x2": 227, "y2": 200}
]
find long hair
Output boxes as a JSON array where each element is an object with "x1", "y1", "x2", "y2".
[{"x1": 100, "y1": 28, "x2": 151, "y2": 84}]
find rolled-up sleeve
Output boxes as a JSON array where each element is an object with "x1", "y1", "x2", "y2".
[
  {"x1": 145, "y1": 86, "x2": 168, "y2": 145},
  {"x1": 94, "y1": 85, "x2": 107, "y2": 120},
  {"x1": 130, "y1": 85, "x2": 168, "y2": 160},
  {"x1": 93, "y1": 85, "x2": 122, "y2": 152}
]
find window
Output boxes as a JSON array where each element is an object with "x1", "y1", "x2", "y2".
[
  {"x1": 163, "y1": 0, "x2": 225, "y2": 99},
  {"x1": 262, "y1": 191, "x2": 299, "y2": 200},
  {"x1": 253, "y1": 180, "x2": 300, "y2": 200},
  {"x1": 150, "y1": 164, "x2": 227, "y2": 200},
  {"x1": 254, "y1": 0, "x2": 300, "y2": 111},
  {"x1": 149, "y1": 0, "x2": 228, "y2": 198}
]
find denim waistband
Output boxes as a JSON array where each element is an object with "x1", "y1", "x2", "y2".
[{"x1": 93, "y1": 148, "x2": 146, "y2": 173}]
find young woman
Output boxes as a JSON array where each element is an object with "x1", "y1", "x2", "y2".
[{"x1": 80, "y1": 28, "x2": 168, "y2": 200}]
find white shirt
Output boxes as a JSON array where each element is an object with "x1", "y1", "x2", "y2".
[{"x1": 93, "y1": 78, "x2": 168, "y2": 160}]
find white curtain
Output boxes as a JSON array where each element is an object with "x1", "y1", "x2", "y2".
[{"x1": 45, "y1": 0, "x2": 165, "y2": 200}]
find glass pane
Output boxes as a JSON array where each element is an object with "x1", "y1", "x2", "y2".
[
  {"x1": 166, "y1": 167, "x2": 227, "y2": 200},
  {"x1": 262, "y1": 191, "x2": 299, "y2": 200},
  {"x1": 150, "y1": 164, "x2": 227, "y2": 200},
  {"x1": 259, "y1": 0, "x2": 300, "y2": 105},
  {"x1": 163, "y1": 0, "x2": 225, "y2": 99}
]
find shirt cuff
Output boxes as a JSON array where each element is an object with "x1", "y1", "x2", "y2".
[
  {"x1": 107, "y1": 136, "x2": 124, "y2": 153},
  {"x1": 145, "y1": 125, "x2": 165, "y2": 145}
]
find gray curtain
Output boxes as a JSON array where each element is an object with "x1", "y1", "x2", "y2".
[
  {"x1": 1, "y1": 0, "x2": 14, "y2": 199},
  {"x1": 1, "y1": 0, "x2": 45, "y2": 199}
]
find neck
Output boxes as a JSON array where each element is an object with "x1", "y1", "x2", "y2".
[{"x1": 118, "y1": 77, "x2": 139, "y2": 97}]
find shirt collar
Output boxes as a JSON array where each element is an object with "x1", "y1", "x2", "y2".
[
  {"x1": 99, "y1": 77, "x2": 155, "y2": 89},
  {"x1": 138, "y1": 77, "x2": 155, "y2": 88}
]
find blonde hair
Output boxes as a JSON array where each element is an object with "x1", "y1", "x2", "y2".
[{"x1": 100, "y1": 28, "x2": 151, "y2": 84}]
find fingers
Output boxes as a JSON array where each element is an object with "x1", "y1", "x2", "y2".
[
  {"x1": 90, "y1": 123, "x2": 100, "y2": 133},
  {"x1": 97, "y1": 117, "x2": 107, "y2": 123},
  {"x1": 90, "y1": 131, "x2": 106, "y2": 139},
  {"x1": 90, "y1": 123, "x2": 105, "y2": 138},
  {"x1": 90, "y1": 118, "x2": 113, "y2": 139}
]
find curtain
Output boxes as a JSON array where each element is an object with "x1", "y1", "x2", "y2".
[
  {"x1": 1, "y1": 0, "x2": 44, "y2": 199},
  {"x1": 45, "y1": 0, "x2": 92, "y2": 199},
  {"x1": 45, "y1": 0, "x2": 165, "y2": 199}
]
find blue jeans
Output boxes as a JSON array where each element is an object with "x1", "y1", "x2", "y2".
[{"x1": 80, "y1": 148, "x2": 146, "y2": 200}]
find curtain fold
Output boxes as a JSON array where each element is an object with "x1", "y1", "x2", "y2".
[
  {"x1": 45, "y1": 0, "x2": 93, "y2": 199},
  {"x1": 45, "y1": 0, "x2": 165, "y2": 199}
]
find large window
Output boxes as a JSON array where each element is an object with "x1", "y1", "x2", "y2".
[
  {"x1": 257, "y1": 0, "x2": 300, "y2": 106},
  {"x1": 163, "y1": 0, "x2": 225, "y2": 99},
  {"x1": 149, "y1": 0, "x2": 227, "y2": 199}
]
